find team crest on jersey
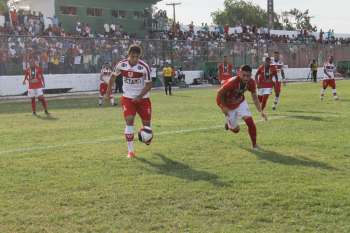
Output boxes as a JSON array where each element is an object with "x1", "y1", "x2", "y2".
[
  {"x1": 121, "y1": 63, "x2": 128, "y2": 68},
  {"x1": 137, "y1": 65, "x2": 143, "y2": 71}
]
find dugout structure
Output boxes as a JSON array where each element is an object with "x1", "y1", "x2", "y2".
[{"x1": 13, "y1": 0, "x2": 160, "y2": 37}]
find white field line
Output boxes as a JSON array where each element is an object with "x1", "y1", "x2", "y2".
[{"x1": 0, "y1": 116, "x2": 288, "y2": 156}]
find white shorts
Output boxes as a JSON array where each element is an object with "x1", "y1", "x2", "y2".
[
  {"x1": 258, "y1": 88, "x2": 272, "y2": 96},
  {"x1": 226, "y1": 100, "x2": 252, "y2": 129},
  {"x1": 28, "y1": 88, "x2": 44, "y2": 98}
]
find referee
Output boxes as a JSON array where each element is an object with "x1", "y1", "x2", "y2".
[{"x1": 163, "y1": 63, "x2": 173, "y2": 95}]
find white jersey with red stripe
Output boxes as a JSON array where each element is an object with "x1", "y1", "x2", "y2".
[
  {"x1": 100, "y1": 67, "x2": 112, "y2": 84},
  {"x1": 271, "y1": 59, "x2": 284, "y2": 81},
  {"x1": 323, "y1": 62, "x2": 336, "y2": 80},
  {"x1": 113, "y1": 59, "x2": 151, "y2": 99}
]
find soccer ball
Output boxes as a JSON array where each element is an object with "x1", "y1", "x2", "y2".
[{"x1": 138, "y1": 127, "x2": 153, "y2": 145}]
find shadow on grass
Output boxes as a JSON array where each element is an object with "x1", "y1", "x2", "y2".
[
  {"x1": 136, "y1": 153, "x2": 228, "y2": 187},
  {"x1": 35, "y1": 114, "x2": 59, "y2": 121},
  {"x1": 0, "y1": 98, "x2": 118, "y2": 114},
  {"x1": 286, "y1": 110, "x2": 331, "y2": 115},
  {"x1": 286, "y1": 115, "x2": 324, "y2": 121},
  {"x1": 241, "y1": 147, "x2": 336, "y2": 171}
]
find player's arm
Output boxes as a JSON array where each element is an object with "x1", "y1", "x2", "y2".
[
  {"x1": 41, "y1": 71, "x2": 46, "y2": 88},
  {"x1": 281, "y1": 68, "x2": 286, "y2": 80},
  {"x1": 106, "y1": 66, "x2": 120, "y2": 98},
  {"x1": 23, "y1": 71, "x2": 28, "y2": 85},
  {"x1": 251, "y1": 91, "x2": 267, "y2": 121},
  {"x1": 216, "y1": 87, "x2": 230, "y2": 115}
]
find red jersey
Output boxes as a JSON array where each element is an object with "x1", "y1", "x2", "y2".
[
  {"x1": 217, "y1": 76, "x2": 257, "y2": 110},
  {"x1": 256, "y1": 65, "x2": 277, "y2": 88},
  {"x1": 218, "y1": 63, "x2": 233, "y2": 83},
  {"x1": 24, "y1": 66, "x2": 44, "y2": 89}
]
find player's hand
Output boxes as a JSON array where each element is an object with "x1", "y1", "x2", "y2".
[
  {"x1": 261, "y1": 111, "x2": 268, "y2": 121},
  {"x1": 221, "y1": 107, "x2": 230, "y2": 115}
]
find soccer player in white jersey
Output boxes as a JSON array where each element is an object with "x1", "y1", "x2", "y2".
[
  {"x1": 99, "y1": 63, "x2": 115, "y2": 106},
  {"x1": 106, "y1": 45, "x2": 153, "y2": 158},
  {"x1": 321, "y1": 56, "x2": 339, "y2": 101},
  {"x1": 271, "y1": 51, "x2": 286, "y2": 111}
]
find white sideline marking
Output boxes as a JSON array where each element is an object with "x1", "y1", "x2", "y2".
[{"x1": 0, "y1": 116, "x2": 287, "y2": 155}]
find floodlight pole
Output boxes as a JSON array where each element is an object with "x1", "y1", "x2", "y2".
[{"x1": 166, "y1": 2, "x2": 181, "y2": 35}]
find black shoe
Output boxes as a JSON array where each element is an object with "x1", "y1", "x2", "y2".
[
  {"x1": 32, "y1": 112, "x2": 37, "y2": 116},
  {"x1": 272, "y1": 106, "x2": 276, "y2": 111},
  {"x1": 225, "y1": 123, "x2": 229, "y2": 130},
  {"x1": 45, "y1": 110, "x2": 50, "y2": 115}
]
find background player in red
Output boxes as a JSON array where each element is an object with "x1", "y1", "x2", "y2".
[
  {"x1": 271, "y1": 51, "x2": 285, "y2": 110},
  {"x1": 22, "y1": 58, "x2": 49, "y2": 115},
  {"x1": 217, "y1": 65, "x2": 267, "y2": 150},
  {"x1": 255, "y1": 57, "x2": 278, "y2": 111},
  {"x1": 106, "y1": 45, "x2": 153, "y2": 158},
  {"x1": 321, "y1": 56, "x2": 340, "y2": 101},
  {"x1": 218, "y1": 55, "x2": 233, "y2": 85},
  {"x1": 99, "y1": 63, "x2": 115, "y2": 106}
]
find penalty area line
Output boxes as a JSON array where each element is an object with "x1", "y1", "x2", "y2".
[{"x1": 0, "y1": 116, "x2": 287, "y2": 155}]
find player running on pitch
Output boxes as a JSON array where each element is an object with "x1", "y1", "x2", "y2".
[
  {"x1": 255, "y1": 57, "x2": 278, "y2": 111},
  {"x1": 271, "y1": 51, "x2": 285, "y2": 110},
  {"x1": 217, "y1": 65, "x2": 267, "y2": 150},
  {"x1": 106, "y1": 45, "x2": 153, "y2": 158},
  {"x1": 218, "y1": 55, "x2": 234, "y2": 85},
  {"x1": 99, "y1": 63, "x2": 115, "y2": 106},
  {"x1": 321, "y1": 56, "x2": 340, "y2": 101},
  {"x1": 23, "y1": 58, "x2": 49, "y2": 115}
]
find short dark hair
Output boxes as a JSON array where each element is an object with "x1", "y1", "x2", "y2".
[
  {"x1": 274, "y1": 51, "x2": 279, "y2": 54},
  {"x1": 240, "y1": 65, "x2": 252, "y2": 73},
  {"x1": 128, "y1": 45, "x2": 142, "y2": 55},
  {"x1": 265, "y1": 57, "x2": 271, "y2": 61}
]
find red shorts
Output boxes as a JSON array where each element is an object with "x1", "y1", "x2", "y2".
[
  {"x1": 100, "y1": 83, "x2": 108, "y2": 96},
  {"x1": 273, "y1": 81, "x2": 281, "y2": 94},
  {"x1": 121, "y1": 96, "x2": 152, "y2": 122},
  {"x1": 322, "y1": 79, "x2": 336, "y2": 89}
]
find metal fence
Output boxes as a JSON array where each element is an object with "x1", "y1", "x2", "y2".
[{"x1": 1, "y1": 35, "x2": 350, "y2": 76}]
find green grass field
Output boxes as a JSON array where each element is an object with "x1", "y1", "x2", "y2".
[{"x1": 1, "y1": 81, "x2": 350, "y2": 233}]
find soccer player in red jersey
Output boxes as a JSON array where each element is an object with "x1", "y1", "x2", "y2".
[
  {"x1": 22, "y1": 59, "x2": 49, "y2": 115},
  {"x1": 218, "y1": 55, "x2": 234, "y2": 85},
  {"x1": 106, "y1": 45, "x2": 153, "y2": 158},
  {"x1": 321, "y1": 56, "x2": 339, "y2": 101},
  {"x1": 99, "y1": 63, "x2": 115, "y2": 106},
  {"x1": 255, "y1": 57, "x2": 278, "y2": 111},
  {"x1": 271, "y1": 51, "x2": 285, "y2": 110},
  {"x1": 217, "y1": 65, "x2": 267, "y2": 149}
]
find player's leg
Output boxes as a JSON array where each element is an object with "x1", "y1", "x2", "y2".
[
  {"x1": 258, "y1": 88, "x2": 263, "y2": 103},
  {"x1": 28, "y1": 89, "x2": 37, "y2": 115},
  {"x1": 320, "y1": 80, "x2": 328, "y2": 100},
  {"x1": 168, "y1": 79, "x2": 172, "y2": 95},
  {"x1": 99, "y1": 83, "x2": 106, "y2": 106},
  {"x1": 137, "y1": 98, "x2": 153, "y2": 145},
  {"x1": 109, "y1": 94, "x2": 115, "y2": 106},
  {"x1": 226, "y1": 109, "x2": 240, "y2": 133},
  {"x1": 164, "y1": 78, "x2": 168, "y2": 95},
  {"x1": 238, "y1": 101, "x2": 257, "y2": 148},
  {"x1": 330, "y1": 80, "x2": 338, "y2": 100},
  {"x1": 37, "y1": 90, "x2": 49, "y2": 115},
  {"x1": 272, "y1": 82, "x2": 281, "y2": 110},
  {"x1": 261, "y1": 94, "x2": 270, "y2": 111},
  {"x1": 121, "y1": 97, "x2": 137, "y2": 158}
]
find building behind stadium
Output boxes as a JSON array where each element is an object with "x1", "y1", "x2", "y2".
[{"x1": 8, "y1": 0, "x2": 161, "y2": 37}]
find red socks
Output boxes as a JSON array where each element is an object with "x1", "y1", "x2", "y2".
[
  {"x1": 31, "y1": 98, "x2": 36, "y2": 112},
  {"x1": 244, "y1": 117, "x2": 257, "y2": 147}
]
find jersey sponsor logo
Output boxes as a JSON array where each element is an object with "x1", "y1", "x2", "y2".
[{"x1": 124, "y1": 77, "x2": 142, "y2": 85}]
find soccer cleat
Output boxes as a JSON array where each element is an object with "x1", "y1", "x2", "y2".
[
  {"x1": 252, "y1": 145, "x2": 261, "y2": 151},
  {"x1": 127, "y1": 152, "x2": 136, "y2": 158},
  {"x1": 320, "y1": 97, "x2": 324, "y2": 101},
  {"x1": 44, "y1": 110, "x2": 50, "y2": 115},
  {"x1": 334, "y1": 96, "x2": 339, "y2": 101},
  {"x1": 32, "y1": 112, "x2": 37, "y2": 116},
  {"x1": 272, "y1": 106, "x2": 276, "y2": 111}
]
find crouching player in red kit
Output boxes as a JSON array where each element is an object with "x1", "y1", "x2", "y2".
[
  {"x1": 106, "y1": 45, "x2": 153, "y2": 158},
  {"x1": 217, "y1": 65, "x2": 267, "y2": 149},
  {"x1": 255, "y1": 57, "x2": 278, "y2": 111},
  {"x1": 99, "y1": 63, "x2": 115, "y2": 106},
  {"x1": 23, "y1": 59, "x2": 49, "y2": 115}
]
